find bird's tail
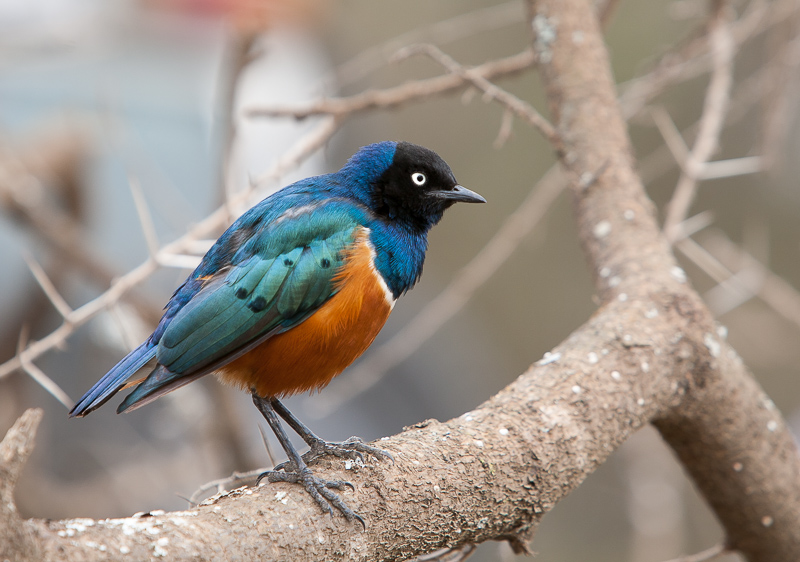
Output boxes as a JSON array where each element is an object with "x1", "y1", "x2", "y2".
[
  {"x1": 69, "y1": 341, "x2": 157, "y2": 417},
  {"x1": 116, "y1": 364, "x2": 205, "y2": 414}
]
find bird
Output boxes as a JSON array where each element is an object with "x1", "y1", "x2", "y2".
[{"x1": 69, "y1": 141, "x2": 485, "y2": 523}]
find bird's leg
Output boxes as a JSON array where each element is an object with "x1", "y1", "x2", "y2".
[
  {"x1": 269, "y1": 396, "x2": 394, "y2": 469},
  {"x1": 251, "y1": 393, "x2": 363, "y2": 525}
]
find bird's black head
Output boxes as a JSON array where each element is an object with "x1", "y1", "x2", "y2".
[{"x1": 368, "y1": 141, "x2": 485, "y2": 232}]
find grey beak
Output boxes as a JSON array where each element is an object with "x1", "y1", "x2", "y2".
[{"x1": 433, "y1": 184, "x2": 486, "y2": 204}]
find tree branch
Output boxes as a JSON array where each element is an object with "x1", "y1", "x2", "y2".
[
  {"x1": 6, "y1": 298, "x2": 723, "y2": 560},
  {"x1": 1, "y1": 409, "x2": 43, "y2": 562},
  {"x1": 246, "y1": 50, "x2": 536, "y2": 119},
  {"x1": 527, "y1": 0, "x2": 800, "y2": 560}
]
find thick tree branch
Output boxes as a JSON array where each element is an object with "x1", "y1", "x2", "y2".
[
  {"x1": 527, "y1": 0, "x2": 800, "y2": 560},
  {"x1": 2, "y1": 298, "x2": 726, "y2": 560}
]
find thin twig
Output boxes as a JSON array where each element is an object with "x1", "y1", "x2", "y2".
[
  {"x1": 0, "y1": 117, "x2": 341, "y2": 381},
  {"x1": 412, "y1": 544, "x2": 478, "y2": 562},
  {"x1": 155, "y1": 253, "x2": 202, "y2": 270},
  {"x1": 661, "y1": 543, "x2": 728, "y2": 562},
  {"x1": 23, "y1": 253, "x2": 73, "y2": 320},
  {"x1": 250, "y1": 115, "x2": 341, "y2": 189},
  {"x1": 395, "y1": 44, "x2": 560, "y2": 148},
  {"x1": 664, "y1": 2, "x2": 735, "y2": 240},
  {"x1": 697, "y1": 156, "x2": 763, "y2": 180},
  {"x1": 701, "y1": 231, "x2": 800, "y2": 328},
  {"x1": 189, "y1": 468, "x2": 266, "y2": 505},
  {"x1": 17, "y1": 326, "x2": 73, "y2": 409},
  {"x1": 331, "y1": 1, "x2": 523, "y2": 88},
  {"x1": 0, "y1": 144, "x2": 162, "y2": 324},
  {"x1": 618, "y1": 0, "x2": 789, "y2": 119},
  {"x1": 650, "y1": 106, "x2": 690, "y2": 170},
  {"x1": 128, "y1": 175, "x2": 161, "y2": 259},
  {"x1": 493, "y1": 108, "x2": 514, "y2": 149},
  {"x1": 247, "y1": 50, "x2": 537, "y2": 119},
  {"x1": 651, "y1": 107, "x2": 762, "y2": 180},
  {"x1": 257, "y1": 423, "x2": 278, "y2": 468}
]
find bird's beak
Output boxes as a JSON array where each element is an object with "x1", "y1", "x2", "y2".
[{"x1": 433, "y1": 184, "x2": 486, "y2": 204}]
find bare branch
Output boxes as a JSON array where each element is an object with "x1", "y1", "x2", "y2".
[
  {"x1": 663, "y1": 2, "x2": 735, "y2": 240},
  {"x1": 661, "y1": 543, "x2": 728, "y2": 562},
  {"x1": 331, "y1": 1, "x2": 523, "y2": 87},
  {"x1": 0, "y1": 131, "x2": 162, "y2": 324},
  {"x1": 16, "y1": 326, "x2": 73, "y2": 409},
  {"x1": 619, "y1": 0, "x2": 795, "y2": 119},
  {"x1": 412, "y1": 544, "x2": 478, "y2": 562},
  {"x1": 395, "y1": 43, "x2": 560, "y2": 147},
  {"x1": 127, "y1": 175, "x2": 161, "y2": 259},
  {"x1": 703, "y1": 231, "x2": 800, "y2": 329},
  {"x1": 650, "y1": 106, "x2": 690, "y2": 170},
  {"x1": 23, "y1": 253, "x2": 73, "y2": 319},
  {"x1": 246, "y1": 50, "x2": 536, "y2": 119},
  {"x1": 0, "y1": 117, "x2": 340, "y2": 381},
  {"x1": 250, "y1": 115, "x2": 342, "y2": 189},
  {"x1": 493, "y1": 108, "x2": 515, "y2": 149},
  {"x1": 155, "y1": 253, "x2": 202, "y2": 270},
  {"x1": 697, "y1": 156, "x2": 763, "y2": 180},
  {"x1": 189, "y1": 469, "x2": 264, "y2": 505}
]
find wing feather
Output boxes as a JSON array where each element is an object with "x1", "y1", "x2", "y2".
[{"x1": 154, "y1": 215, "x2": 360, "y2": 378}]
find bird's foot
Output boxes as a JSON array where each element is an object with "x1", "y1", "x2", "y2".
[
  {"x1": 275, "y1": 436, "x2": 394, "y2": 471},
  {"x1": 256, "y1": 466, "x2": 364, "y2": 527}
]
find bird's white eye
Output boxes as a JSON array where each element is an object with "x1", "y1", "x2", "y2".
[{"x1": 411, "y1": 172, "x2": 427, "y2": 186}]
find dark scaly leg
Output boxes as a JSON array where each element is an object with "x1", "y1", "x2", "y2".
[
  {"x1": 251, "y1": 393, "x2": 363, "y2": 526},
  {"x1": 269, "y1": 396, "x2": 394, "y2": 470}
]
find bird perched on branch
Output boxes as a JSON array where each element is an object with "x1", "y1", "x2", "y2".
[{"x1": 70, "y1": 141, "x2": 484, "y2": 523}]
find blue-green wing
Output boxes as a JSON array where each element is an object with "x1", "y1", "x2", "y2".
[{"x1": 155, "y1": 218, "x2": 358, "y2": 376}]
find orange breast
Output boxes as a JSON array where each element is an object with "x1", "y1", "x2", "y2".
[{"x1": 215, "y1": 229, "x2": 393, "y2": 398}]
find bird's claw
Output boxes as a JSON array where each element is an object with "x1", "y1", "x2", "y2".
[
  {"x1": 257, "y1": 467, "x2": 363, "y2": 527},
  {"x1": 274, "y1": 436, "x2": 393, "y2": 471}
]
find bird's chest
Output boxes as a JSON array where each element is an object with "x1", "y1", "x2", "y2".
[{"x1": 215, "y1": 231, "x2": 394, "y2": 397}]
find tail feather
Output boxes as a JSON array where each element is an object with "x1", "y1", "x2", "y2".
[
  {"x1": 116, "y1": 365, "x2": 206, "y2": 414},
  {"x1": 69, "y1": 341, "x2": 156, "y2": 417}
]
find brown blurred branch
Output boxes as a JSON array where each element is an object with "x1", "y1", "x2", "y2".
[
  {"x1": 663, "y1": 1, "x2": 734, "y2": 240},
  {"x1": 0, "y1": 116, "x2": 339, "y2": 383},
  {"x1": 396, "y1": 43, "x2": 561, "y2": 148},
  {"x1": 246, "y1": 49, "x2": 537, "y2": 119},
  {"x1": 0, "y1": 131, "x2": 163, "y2": 325},
  {"x1": 619, "y1": 0, "x2": 798, "y2": 119},
  {"x1": 330, "y1": 0, "x2": 524, "y2": 88},
  {"x1": 662, "y1": 544, "x2": 728, "y2": 562}
]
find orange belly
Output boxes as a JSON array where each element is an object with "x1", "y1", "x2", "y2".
[{"x1": 215, "y1": 230, "x2": 393, "y2": 397}]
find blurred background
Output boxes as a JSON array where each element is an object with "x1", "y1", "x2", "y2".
[{"x1": 0, "y1": 0, "x2": 798, "y2": 560}]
